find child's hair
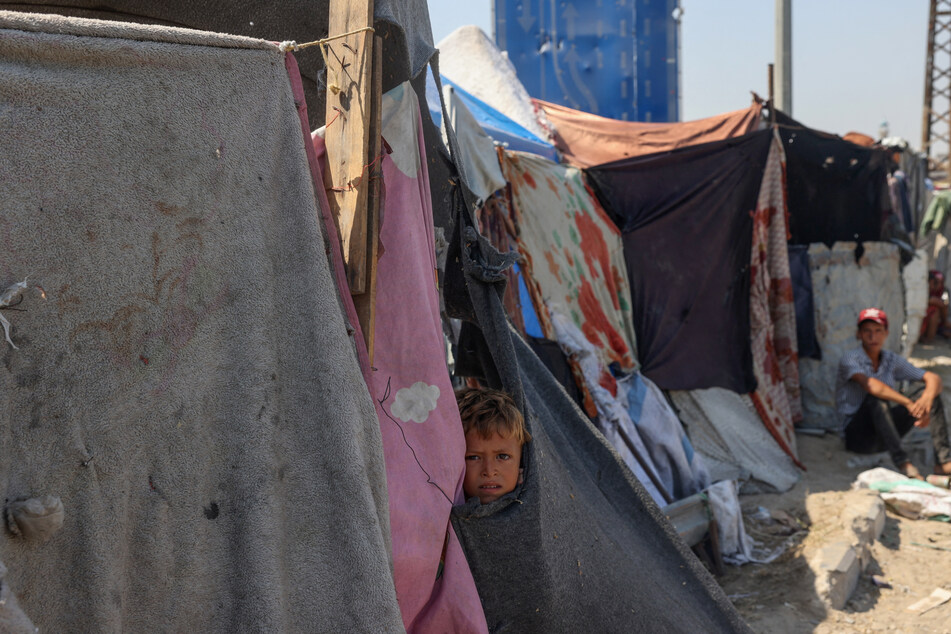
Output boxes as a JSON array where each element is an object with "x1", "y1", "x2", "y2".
[{"x1": 455, "y1": 387, "x2": 532, "y2": 444}]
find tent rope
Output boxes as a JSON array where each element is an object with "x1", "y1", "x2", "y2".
[{"x1": 279, "y1": 27, "x2": 375, "y2": 96}]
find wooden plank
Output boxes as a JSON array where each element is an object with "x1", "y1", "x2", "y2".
[
  {"x1": 352, "y1": 35, "x2": 383, "y2": 364},
  {"x1": 324, "y1": 0, "x2": 375, "y2": 293}
]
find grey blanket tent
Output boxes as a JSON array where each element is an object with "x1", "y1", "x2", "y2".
[
  {"x1": 445, "y1": 197, "x2": 749, "y2": 631},
  {"x1": 0, "y1": 0, "x2": 437, "y2": 129},
  {"x1": 0, "y1": 12, "x2": 402, "y2": 631}
]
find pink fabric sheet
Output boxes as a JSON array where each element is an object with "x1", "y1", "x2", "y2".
[{"x1": 306, "y1": 79, "x2": 487, "y2": 633}]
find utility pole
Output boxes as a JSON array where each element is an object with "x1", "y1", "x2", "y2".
[
  {"x1": 774, "y1": 0, "x2": 792, "y2": 115},
  {"x1": 923, "y1": 0, "x2": 951, "y2": 183}
]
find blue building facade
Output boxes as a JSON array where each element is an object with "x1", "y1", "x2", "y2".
[{"x1": 493, "y1": 0, "x2": 679, "y2": 122}]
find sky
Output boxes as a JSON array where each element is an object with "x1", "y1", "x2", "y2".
[{"x1": 427, "y1": 0, "x2": 931, "y2": 149}]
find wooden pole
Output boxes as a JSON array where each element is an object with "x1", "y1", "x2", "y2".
[
  {"x1": 324, "y1": 0, "x2": 376, "y2": 294},
  {"x1": 352, "y1": 35, "x2": 383, "y2": 364},
  {"x1": 768, "y1": 63, "x2": 776, "y2": 125}
]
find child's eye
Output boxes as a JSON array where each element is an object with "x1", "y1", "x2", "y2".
[
  {"x1": 497, "y1": 453, "x2": 510, "y2": 460},
  {"x1": 465, "y1": 455, "x2": 479, "y2": 461}
]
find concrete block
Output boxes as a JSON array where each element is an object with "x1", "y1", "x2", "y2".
[
  {"x1": 843, "y1": 492, "x2": 886, "y2": 544},
  {"x1": 809, "y1": 491, "x2": 887, "y2": 610},
  {"x1": 812, "y1": 541, "x2": 862, "y2": 610}
]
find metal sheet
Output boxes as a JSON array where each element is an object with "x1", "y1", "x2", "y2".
[{"x1": 493, "y1": 0, "x2": 679, "y2": 122}]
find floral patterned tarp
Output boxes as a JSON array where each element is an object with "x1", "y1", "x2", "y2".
[{"x1": 498, "y1": 150, "x2": 638, "y2": 383}]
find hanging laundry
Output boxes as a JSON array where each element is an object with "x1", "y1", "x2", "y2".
[{"x1": 748, "y1": 131, "x2": 802, "y2": 463}]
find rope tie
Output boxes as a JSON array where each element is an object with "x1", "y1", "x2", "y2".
[{"x1": 279, "y1": 26, "x2": 375, "y2": 96}]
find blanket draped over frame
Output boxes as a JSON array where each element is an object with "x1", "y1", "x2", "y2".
[{"x1": 0, "y1": 12, "x2": 403, "y2": 632}]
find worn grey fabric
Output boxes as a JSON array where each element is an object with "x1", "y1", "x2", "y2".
[
  {"x1": 452, "y1": 328, "x2": 750, "y2": 632},
  {"x1": 1, "y1": 0, "x2": 435, "y2": 128},
  {"x1": 445, "y1": 204, "x2": 748, "y2": 632},
  {"x1": 0, "y1": 12, "x2": 402, "y2": 632}
]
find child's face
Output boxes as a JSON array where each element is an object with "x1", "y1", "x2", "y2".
[{"x1": 463, "y1": 430, "x2": 522, "y2": 504}]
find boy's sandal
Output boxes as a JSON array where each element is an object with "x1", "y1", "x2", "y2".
[{"x1": 899, "y1": 462, "x2": 924, "y2": 480}]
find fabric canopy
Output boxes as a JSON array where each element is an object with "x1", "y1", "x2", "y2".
[
  {"x1": 498, "y1": 150, "x2": 639, "y2": 372},
  {"x1": 442, "y1": 196, "x2": 748, "y2": 631},
  {"x1": 776, "y1": 112, "x2": 890, "y2": 245},
  {"x1": 0, "y1": 12, "x2": 402, "y2": 631},
  {"x1": 587, "y1": 130, "x2": 774, "y2": 393},
  {"x1": 537, "y1": 98, "x2": 763, "y2": 168}
]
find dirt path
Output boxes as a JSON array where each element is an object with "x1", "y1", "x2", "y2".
[{"x1": 719, "y1": 340, "x2": 951, "y2": 634}]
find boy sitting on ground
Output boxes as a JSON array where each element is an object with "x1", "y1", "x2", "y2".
[
  {"x1": 455, "y1": 387, "x2": 531, "y2": 504},
  {"x1": 835, "y1": 307, "x2": 951, "y2": 478}
]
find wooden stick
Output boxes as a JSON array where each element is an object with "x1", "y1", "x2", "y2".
[
  {"x1": 324, "y1": 0, "x2": 375, "y2": 293},
  {"x1": 353, "y1": 35, "x2": 383, "y2": 364}
]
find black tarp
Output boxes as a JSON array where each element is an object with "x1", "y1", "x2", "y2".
[
  {"x1": 788, "y1": 244, "x2": 821, "y2": 360},
  {"x1": 585, "y1": 130, "x2": 772, "y2": 393},
  {"x1": 775, "y1": 111, "x2": 890, "y2": 245},
  {"x1": 443, "y1": 194, "x2": 749, "y2": 632}
]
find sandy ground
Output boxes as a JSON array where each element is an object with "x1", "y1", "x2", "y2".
[{"x1": 719, "y1": 339, "x2": 951, "y2": 633}]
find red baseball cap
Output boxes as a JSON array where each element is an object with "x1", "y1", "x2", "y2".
[{"x1": 857, "y1": 307, "x2": 888, "y2": 328}]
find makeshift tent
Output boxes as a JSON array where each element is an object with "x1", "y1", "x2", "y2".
[
  {"x1": 0, "y1": 12, "x2": 403, "y2": 631},
  {"x1": 436, "y1": 25, "x2": 551, "y2": 143},
  {"x1": 451, "y1": 331, "x2": 742, "y2": 631},
  {"x1": 495, "y1": 148, "x2": 707, "y2": 501},
  {"x1": 314, "y1": 83, "x2": 487, "y2": 632},
  {"x1": 799, "y1": 242, "x2": 906, "y2": 430},
  {"x1": 442, "y1": 199, "x2": 747, "y2": 630},
  {"x1": 588, "y1": 130, "x2": 802, "y2": 466},
  {"x1": 1, "y1": 0, "x2": 439, "y2": 132},
  {"x1": 587, "y1": 131, "x2": 771, "y2": 393},
  {"x1": 776, "y1": 113, "x2": 891, "y2": 246},
  {"x1": 536, "y1": 98, "x2": 764, "y2": 168}
]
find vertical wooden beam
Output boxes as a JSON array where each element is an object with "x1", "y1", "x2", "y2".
[
  {"x1": 324, "y1": 0, "x2": 375, "y2": 293},
  {"x1": 352, "y1": 35, "x2": 383, "y2": 364},
  {"x1": 768, "y1": 63, "x2": 775, "y2": 125}
]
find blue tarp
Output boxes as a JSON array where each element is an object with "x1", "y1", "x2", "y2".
[{"x1": 425, "y1": 70, "x2": 559, "y2": 162}]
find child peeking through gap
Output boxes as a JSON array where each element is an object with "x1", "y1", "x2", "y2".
[{"x1": 455, "y1": 387, "x2": 531, "y2": 504}]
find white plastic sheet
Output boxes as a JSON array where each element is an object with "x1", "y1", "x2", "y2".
[{"x1": 670, "y1": 388, "x2": 801, "y2": 493}]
